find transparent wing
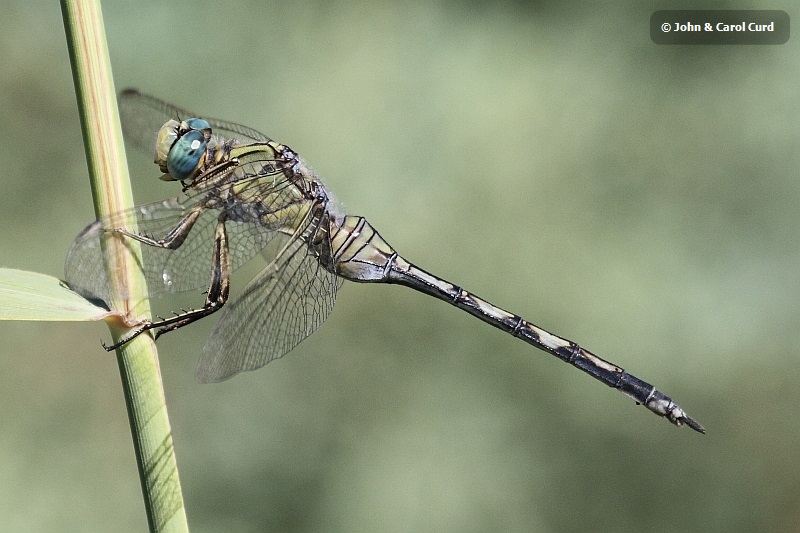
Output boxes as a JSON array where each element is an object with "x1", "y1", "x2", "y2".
[
  {"x1": 118, "y1": 89, "x2": 272, "y2": 156},
  {"x1": 64, "y1": 166, "x2": 313, "y2": 307},
  {"x1": 196, "y1": 227, "x2": 343, "y2": 383}
]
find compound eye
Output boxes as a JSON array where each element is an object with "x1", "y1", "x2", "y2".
[
  {"x1": 166, "y1": 129, "x2": 207, "y2": 181},
  {"x1": 154, "y1": 119, "x2": 181, "y2": 172},
  {"x1": 184, "y1": 117, "x2": 211, "y2": 134}
]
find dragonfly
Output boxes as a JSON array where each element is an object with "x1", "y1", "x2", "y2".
[{"x1": 65, "y1": 89, "x2": 704, "y2": 433}]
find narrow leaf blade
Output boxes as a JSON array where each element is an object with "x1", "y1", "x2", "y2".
[{"x1": 0, "y1": 268, "x2": 117, "y2": 321}]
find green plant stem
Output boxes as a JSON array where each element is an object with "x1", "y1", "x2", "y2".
[{"x1": 60, "y1": 1, "x2": 188, "y2": 531}]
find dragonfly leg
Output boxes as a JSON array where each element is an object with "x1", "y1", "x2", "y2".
[
  {"x1": 102, "y1": 215, "x2": 231, "y2": 351},
  {"x1": 109, "y1": 206, "x2": 204, "y2": 249}
]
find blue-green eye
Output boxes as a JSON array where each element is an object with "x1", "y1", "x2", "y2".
[
  {"x1": 166, "y1": 129, "x2": 207, "y2": 181},
  {"x1": 185, "y1": 118, "x2": 211, "y2": 132}
]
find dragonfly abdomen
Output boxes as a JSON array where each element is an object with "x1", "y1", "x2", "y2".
[
  {"x1": 325, "y1": 215, "x2": 398, "y2": 281},
  {"x1": 379, "y1": 248, "x2": 705, "y2": 432}
]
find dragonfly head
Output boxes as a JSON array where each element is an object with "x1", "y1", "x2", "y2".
[{"x1": 155, "y1": 118, "x2": 212, "y2": 182}]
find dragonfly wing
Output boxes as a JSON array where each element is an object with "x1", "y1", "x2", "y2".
[
  {"x1": 119, "y1": 89, "x2": 271, "y2": 154},
  {"x1": 196, "y1": 229, "x2": 343, "y2": 383},
  {"x1": 64, "y1": 189, "x2": 294, "y2": 308},
  {"x1": 65, "y1": 197, "x2": 205, "y2": 305}
]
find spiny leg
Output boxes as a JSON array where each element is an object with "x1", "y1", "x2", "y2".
[
  {"x1": 110, "y1": 206, "x2": 204, "y2": 250},
  {"x1": 103, "y1": 214, "x2": 231, "y2": 351}
]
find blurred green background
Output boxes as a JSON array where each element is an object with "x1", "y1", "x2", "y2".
[{"x1": 1, "y1": 1, "x2": 798, "y2": 531}]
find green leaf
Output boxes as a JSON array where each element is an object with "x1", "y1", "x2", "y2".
[{"x1": 0, "y1": 267, "x2": 116, "y2": 321}]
